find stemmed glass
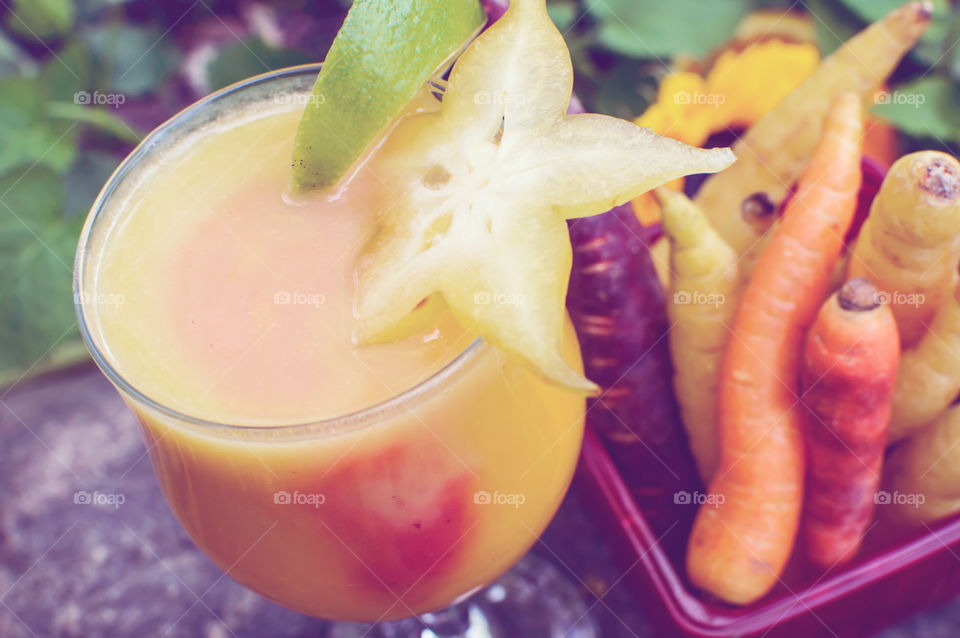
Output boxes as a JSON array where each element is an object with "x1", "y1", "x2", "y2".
[{"x1": 74, "y1": 64, "x2": 594, "y2": 637}]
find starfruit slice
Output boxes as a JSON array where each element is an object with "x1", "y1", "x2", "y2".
[
  {"x1": 356, "y1": 0, "x2": 735, "y2": 391},
  {"x1": 364, "y1": 295, "x2": 448, "y2": 344}
]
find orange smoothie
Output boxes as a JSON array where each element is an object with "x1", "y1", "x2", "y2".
[{"x1": 80, "y1": 76, "x2": 586, "y2": 620}]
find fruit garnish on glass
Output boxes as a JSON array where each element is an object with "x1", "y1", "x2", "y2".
[
  {"x1": 74, "y1": 0, "x2": 735, "y2": 636},
  {"x1": 295, "y1": 0, "x2": 735, "y2": 392}
]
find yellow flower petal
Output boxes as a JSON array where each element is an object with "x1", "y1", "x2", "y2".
[
  {"x1": 630, "y1": 39, "x2": 819, "y2": 223},
  {"x1": 636, "y1": 72, "x2": 714, "y2": 147},
  {"x1": 707, "y1": 40, "x2": 819, "y2": 129}
]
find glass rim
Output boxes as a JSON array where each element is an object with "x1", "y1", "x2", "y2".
[{"x1": 73, "y1": 63, "x2": 484, "y2": 437}]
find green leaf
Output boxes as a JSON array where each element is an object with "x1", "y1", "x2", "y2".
[
  {"x1": 38, "y1": 40, "x2": 93, "y2": 102},
  {"x1": 833, "y1": 0, "x2": 951, "y2": 66},
  {"x1": 589, "y1": 0, "x2": 754, "y2": 59},
  {"x1": 6, "y1": 0, "x2": 74, "y2": 39},
  {"x1": 0, "y1": 217, "x2": 81, "y2": 369},
  {"x1": 805, "y1": 0, "x2": 858, "y2": 56},
  {"x1": 944, "y1": 12, "x2": 960, "y2": 80},
  {"x1": 84, "y1": 24, "x2": 180, "y2": 96},
  {"x1": 47, "y1": 101, "x2": 141, "y2": 143},
  {"x1": 0, "y1": 166, "x2": 80, "y2": 369},
  {"x1": 0, "y1": 90, "x2": 77, "y2": 177},
  {"x1": 591, "y1": 59, "x2": 659, "y2": 119},
  {"x1": 832, "y1": 0, "x2": 907, "y2": 22},
  {"x1": 0, "y1": 31, "x2": 35, "y2": 76},
  {"x1": 61, "y1": 151, "x2": 119, "y2": 218},
  {"x1": 547, "y1": 0, "x2": 578, "y2": 31},
  {"x1": 0, "y1": 77, "x2": 45, "y2": 125},
  {"x1": 871, "y1": 76, "x2": 960, "y2": 142},
  {"x1": 75, "y1": 0, "x2": 131, "y2": 20},
  {"x1": 0, "y1": 167, "x2": 64, "y2": 241},
  {"x1": 0, "y1": 126, "x2": 70, "y2": 176},
  {"x1": 207, "y1": 39, "x2": 312, "y2": 91}
]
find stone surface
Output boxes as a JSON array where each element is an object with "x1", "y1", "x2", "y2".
[{"x1": 0, "y1": 364, "x2": 957, "y2": 637}]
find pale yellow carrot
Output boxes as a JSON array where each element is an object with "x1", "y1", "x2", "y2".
[
  {"x1": 848, "y1": 151, "x2": 960, "y2": 346},
  {"x1": 884, "y1": 405, "x2": 960, "y2": 525},
  {"x1": 656, "y1": 188, "x2": 739, "y2": 483},
  {"x1": 695, "y1": 2, "x2": 930, "y2": 256},
  {"x1": 889, "y1": 277, "x2": 960, "y2": 442}
]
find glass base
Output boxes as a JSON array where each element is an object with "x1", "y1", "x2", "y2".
[{"x1": 326, "y1": 554, "x2": 599, "y2": 638}]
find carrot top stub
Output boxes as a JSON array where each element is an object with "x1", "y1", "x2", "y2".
[
  {"x1": 918, "y1": 157, "x2": 960, "y2": 200},
  {"x1": 837, "y1": 277, "x2": 882, "y2": 312}
]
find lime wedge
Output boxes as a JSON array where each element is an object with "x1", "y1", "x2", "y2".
[{"x1": 291, "y1": 0, "x2": 485, "y2": 191}]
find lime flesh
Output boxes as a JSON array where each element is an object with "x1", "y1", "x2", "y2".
[{"x1": 291, "y1": 0, "x2": 485, "y2": 192}]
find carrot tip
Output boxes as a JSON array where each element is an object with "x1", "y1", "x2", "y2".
[
  {"x1": 915, "y1": 2, "x2": 934, "y2": 21},
  {"x1": 838, "y1": 278, "x2": 881, "y2": 312}
]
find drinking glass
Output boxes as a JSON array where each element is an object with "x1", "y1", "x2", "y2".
[{"x1": 74, "y1": 65, "x2": 594, "y2": 637}]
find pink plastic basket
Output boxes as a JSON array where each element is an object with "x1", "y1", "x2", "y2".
[{"x1": 576, "y1": 428, "x2": 960, "y2": 637}]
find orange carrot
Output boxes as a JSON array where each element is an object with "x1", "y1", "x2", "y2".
[
  {"x1": 686, "y1": 93, "x2": 864, "y2": 605},
  {"x1": 801, "y1": 278, "x2": 899, "y2": 569}
]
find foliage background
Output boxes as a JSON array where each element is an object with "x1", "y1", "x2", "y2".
[{"x1": 0, "y1": 0, "x2": 957, "y2": 380}]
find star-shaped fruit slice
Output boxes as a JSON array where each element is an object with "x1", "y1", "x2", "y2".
[{"x1": 356, "y1": 0, "x2": 735, "y2": 391}]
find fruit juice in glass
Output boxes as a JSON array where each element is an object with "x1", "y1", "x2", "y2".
[{"x1": 74, "y1": 66, "x2": 586, "y2": 621}]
